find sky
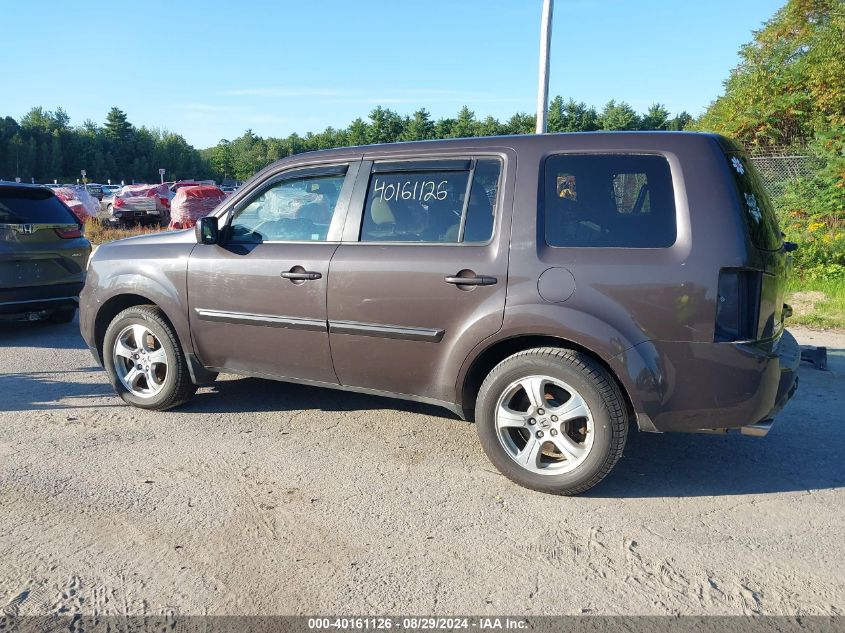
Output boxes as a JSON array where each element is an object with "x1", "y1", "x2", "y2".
[{"x1": 1, "y1": 0, "x2": 784, "y2": 149}]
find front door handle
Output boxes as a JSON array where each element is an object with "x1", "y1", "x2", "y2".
[
  {"x1": 281, "y1": 270, "x2": 322, "y2": 281},
  {"x1": 444, "y1": 274, "x2": 497, "y2": 286}
]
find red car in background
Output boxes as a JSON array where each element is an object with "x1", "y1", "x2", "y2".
[
  {"x1": 168, "y1": 185, "x2": 227, "y2": 229},
  {"x1": 53, "y1": 187, "x2": 99, "y2": 222},
  {"x1": 101, "y1": 184, "x2": 171, "y2": 226}
]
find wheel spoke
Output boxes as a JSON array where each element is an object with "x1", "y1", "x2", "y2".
[
  {"x1": 147, "y1": 347, "x2": 167, "y2": 366},
  {"x1": 551, "y1": 433, "x2": 587, "y2": 462},
  {"x1": 132, "y1": 324, "x2": 150, "y2": 351},
  {"x1": 519, "y1": 377, "x2": 547, "y2": 409},
  {"x1": 114, "y1": 338, "x2": 136, "y2": 360},
  {"x1": 515, "y1": 436, "x2": 543, "y2": 468},
  {"x1": 553, "y1": 392, "x2": 590, "y2": 422},
  {"x1": 497, "y1": 404, "x2": 528, "y2": 430},
  {"x1": 124, "y1": 367, "x2": 144, "y2": 390},
  {"x1": 146, "y1": 368, "x2": 164, "y2": 387}
]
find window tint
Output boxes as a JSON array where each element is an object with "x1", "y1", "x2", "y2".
[
  {"x1": 727, "y1": 152, "x2": 782, "y2": 251},
  {"x1": 228, "y1": 171, "x2": 346, "y2": 243},
  {"x1": 544, "y1": 154, "x2": 676, "y2": 248},
  {"x1": 464, "y1": 159, "x2": 500, "y2": 243},
  {"x1": 361, "y1": 158, "x2": 500, "y2": 243},
  {"x1": 0, "y1": 188, "x2": 79, "y2": 224}
]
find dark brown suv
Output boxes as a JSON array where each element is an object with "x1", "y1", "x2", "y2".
[{"x1": 79, "y1": 132, "x2": 799, "y2": 494}]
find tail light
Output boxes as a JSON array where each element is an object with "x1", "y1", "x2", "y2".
[
  {"x1": 158, "y1": 196, "x2": 170, "y2": 208},
  {"x1": 114, "y1": 197, "x2": 125, "y2": 208},
  {"x1": 715, "y1": 269, "x2": 762, "y2": 342},
  {"x1": 55, "y1": 226, "x2": 83, "y2": 239}
]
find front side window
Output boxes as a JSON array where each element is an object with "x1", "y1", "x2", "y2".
[
  {"x1": 544, "y1": 154, "x2": 676, "y2": 248},
  {"x1": 360, "y1": 158, "x2": 501, "y2": 243},
  {"x1": 228, "y1": 170, "x2": 346, "y2": 243}
]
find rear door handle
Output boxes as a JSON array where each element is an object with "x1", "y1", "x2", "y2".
[
  {"x1": 281, "y1": 270, "x2": 322, "y2": 280},
  {"x1": 444, "y1": 275, "x2": 497, "y2": 286}
]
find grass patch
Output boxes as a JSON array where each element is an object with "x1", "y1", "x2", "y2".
[
  {"x1": 787, "y1": 276, "x2": 845, "y2": 330},
  {"x1": 83, "y1": 219, "x2": 165, "y2": 246}
]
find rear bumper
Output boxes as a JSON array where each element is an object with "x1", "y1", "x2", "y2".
[
  {"x1": 0, "y1": 281, "x2": 83, "y2": 315},
  {"x1": 622, "y1": 329, "x2": 800, "y2": 434}
]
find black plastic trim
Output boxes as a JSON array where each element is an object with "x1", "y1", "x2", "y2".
[
  {"x1": 328, "y1": 320, "x2": 444, "y2": 342},
  {"x1": 194, "y1": 308, "x2": 327, "y2": 331}
]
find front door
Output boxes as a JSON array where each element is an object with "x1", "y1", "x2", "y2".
[
  {"x1": 327, "y1": 153, "x2": 513, "y2": 405},
  {"x1": 188, "y1": 162, "x2": 358, "y2": 383}
]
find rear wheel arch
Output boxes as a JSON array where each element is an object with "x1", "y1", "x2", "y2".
[{"x1": 459, "y1": 334, "x2": 637, "y2": 424}]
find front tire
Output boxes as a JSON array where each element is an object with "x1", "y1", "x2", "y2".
[
  {"x1": 103, "y1": 305, "x2": 197, "y2": 410},
  {"x1": 475, "y1": 347, "x2": 627, "y2": 495}
]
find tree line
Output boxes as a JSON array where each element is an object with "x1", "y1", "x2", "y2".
[
  {"x1": 0, "y1": 100, "x2": 691, "y2": 185},
  {"x1": 0, "y1": 106, "x2": 211, "y2": 185},
  {"x1": 204, "y1": 99, "x2": 691, "y2": 182}
]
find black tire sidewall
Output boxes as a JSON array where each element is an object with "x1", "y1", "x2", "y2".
[
  {"x1": 103, "y1": 309, "x2": 181, "y2": 409},
  {"x1": 476, "y1": 353, "x2": 620, "y2": 494}
]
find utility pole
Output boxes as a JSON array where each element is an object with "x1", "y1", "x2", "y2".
[{"x1": 536, "y1": 0, "x2": 554, "y2": 134}]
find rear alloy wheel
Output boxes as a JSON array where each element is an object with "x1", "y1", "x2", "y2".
[
  {"x1": 476, "y1": 347, "x2": 627, "y2": 495},
  {"x1": 103, "y1": 305, "x2": 196, "y2": 410}
]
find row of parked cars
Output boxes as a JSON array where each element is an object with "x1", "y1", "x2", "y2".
[{"x1": 41, "y1": 180, "x2": 238, "y2": 229}]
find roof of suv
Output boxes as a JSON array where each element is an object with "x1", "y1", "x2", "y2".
[{"x1": 257, "y1": 131, "x2": 733, "y2": 167}]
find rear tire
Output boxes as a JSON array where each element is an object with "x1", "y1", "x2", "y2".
[
  {"x1": 475, "y1": 347, "x2": 627, "y2": 495},
  {"x1": 103, "y1": 305, "x2": 197, "y2": 410}
]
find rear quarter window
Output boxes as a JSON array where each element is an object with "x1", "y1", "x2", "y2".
[
  {"x1": 544, "y1": 154, "x2": 676, "y2": 248},
  {"x1": 727, "y1": 152, "x2": 782, "y2": 251},
  {"x1": 0, "y1": 188, "x2": 79, "y2": 224}
]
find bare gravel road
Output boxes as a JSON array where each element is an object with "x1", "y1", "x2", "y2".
[{"x1": 0, "y1": 319, "x2": 843, "y2": 617}]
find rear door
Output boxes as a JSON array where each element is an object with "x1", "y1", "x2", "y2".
[
  {"x1": 0, "y1": 186, "x2": 90, "y2": 306},
  {"x1": 187, "y1": 162, "x2": 359, "y2": 383},
  {"x1": 326, "y1": 151, "x2": 514, "y2": 404}
]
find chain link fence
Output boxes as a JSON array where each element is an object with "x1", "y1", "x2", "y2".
[{"x1": 749, "y1": 152, "x2": 819, "y2": 200}]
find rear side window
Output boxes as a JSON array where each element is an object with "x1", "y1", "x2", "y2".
[
  {"x1": 360, "y1": 158, "x2": 501, "y2": 243},
  {"x1": 0, "y1": 188, "x2": 79, "y2": 224},
  {"x1": 544, "y1": 154, "x2": 676, "y2": 248},
  {"x1": 727, "y1": 152, "x2": 782, "y2": 251}
]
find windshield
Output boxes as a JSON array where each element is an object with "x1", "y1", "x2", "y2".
[{"x1": 0, "y1": 187, "x2": 79, "y2": 224}]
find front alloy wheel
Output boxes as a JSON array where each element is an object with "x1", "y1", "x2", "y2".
[
  {"x1": 112, "y1": 324, "x2": 169, "y2": 398},
  {"x1": 103, "y1": 305, "x2": 197, "y2": 410}
]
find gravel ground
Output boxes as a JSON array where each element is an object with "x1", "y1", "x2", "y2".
[{"x1": 0, "y1": 319, "x2": 843, "y2": 617}]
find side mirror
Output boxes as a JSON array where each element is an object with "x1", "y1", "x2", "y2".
[{"x1": 196, "y1": 216, "x2": 219, "y2": 245}]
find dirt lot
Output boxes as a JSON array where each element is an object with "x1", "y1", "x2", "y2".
[{"x1": 0, "y1": 320, "x2": 843, "y2": 617}]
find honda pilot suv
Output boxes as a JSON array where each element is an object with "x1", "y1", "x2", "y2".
[
  {"x1": 1, "y1": 182, "x2": 91, "y2": 322},
  {"x1": 80, "y1": 133, "x2": 799, "y2": 495}
]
